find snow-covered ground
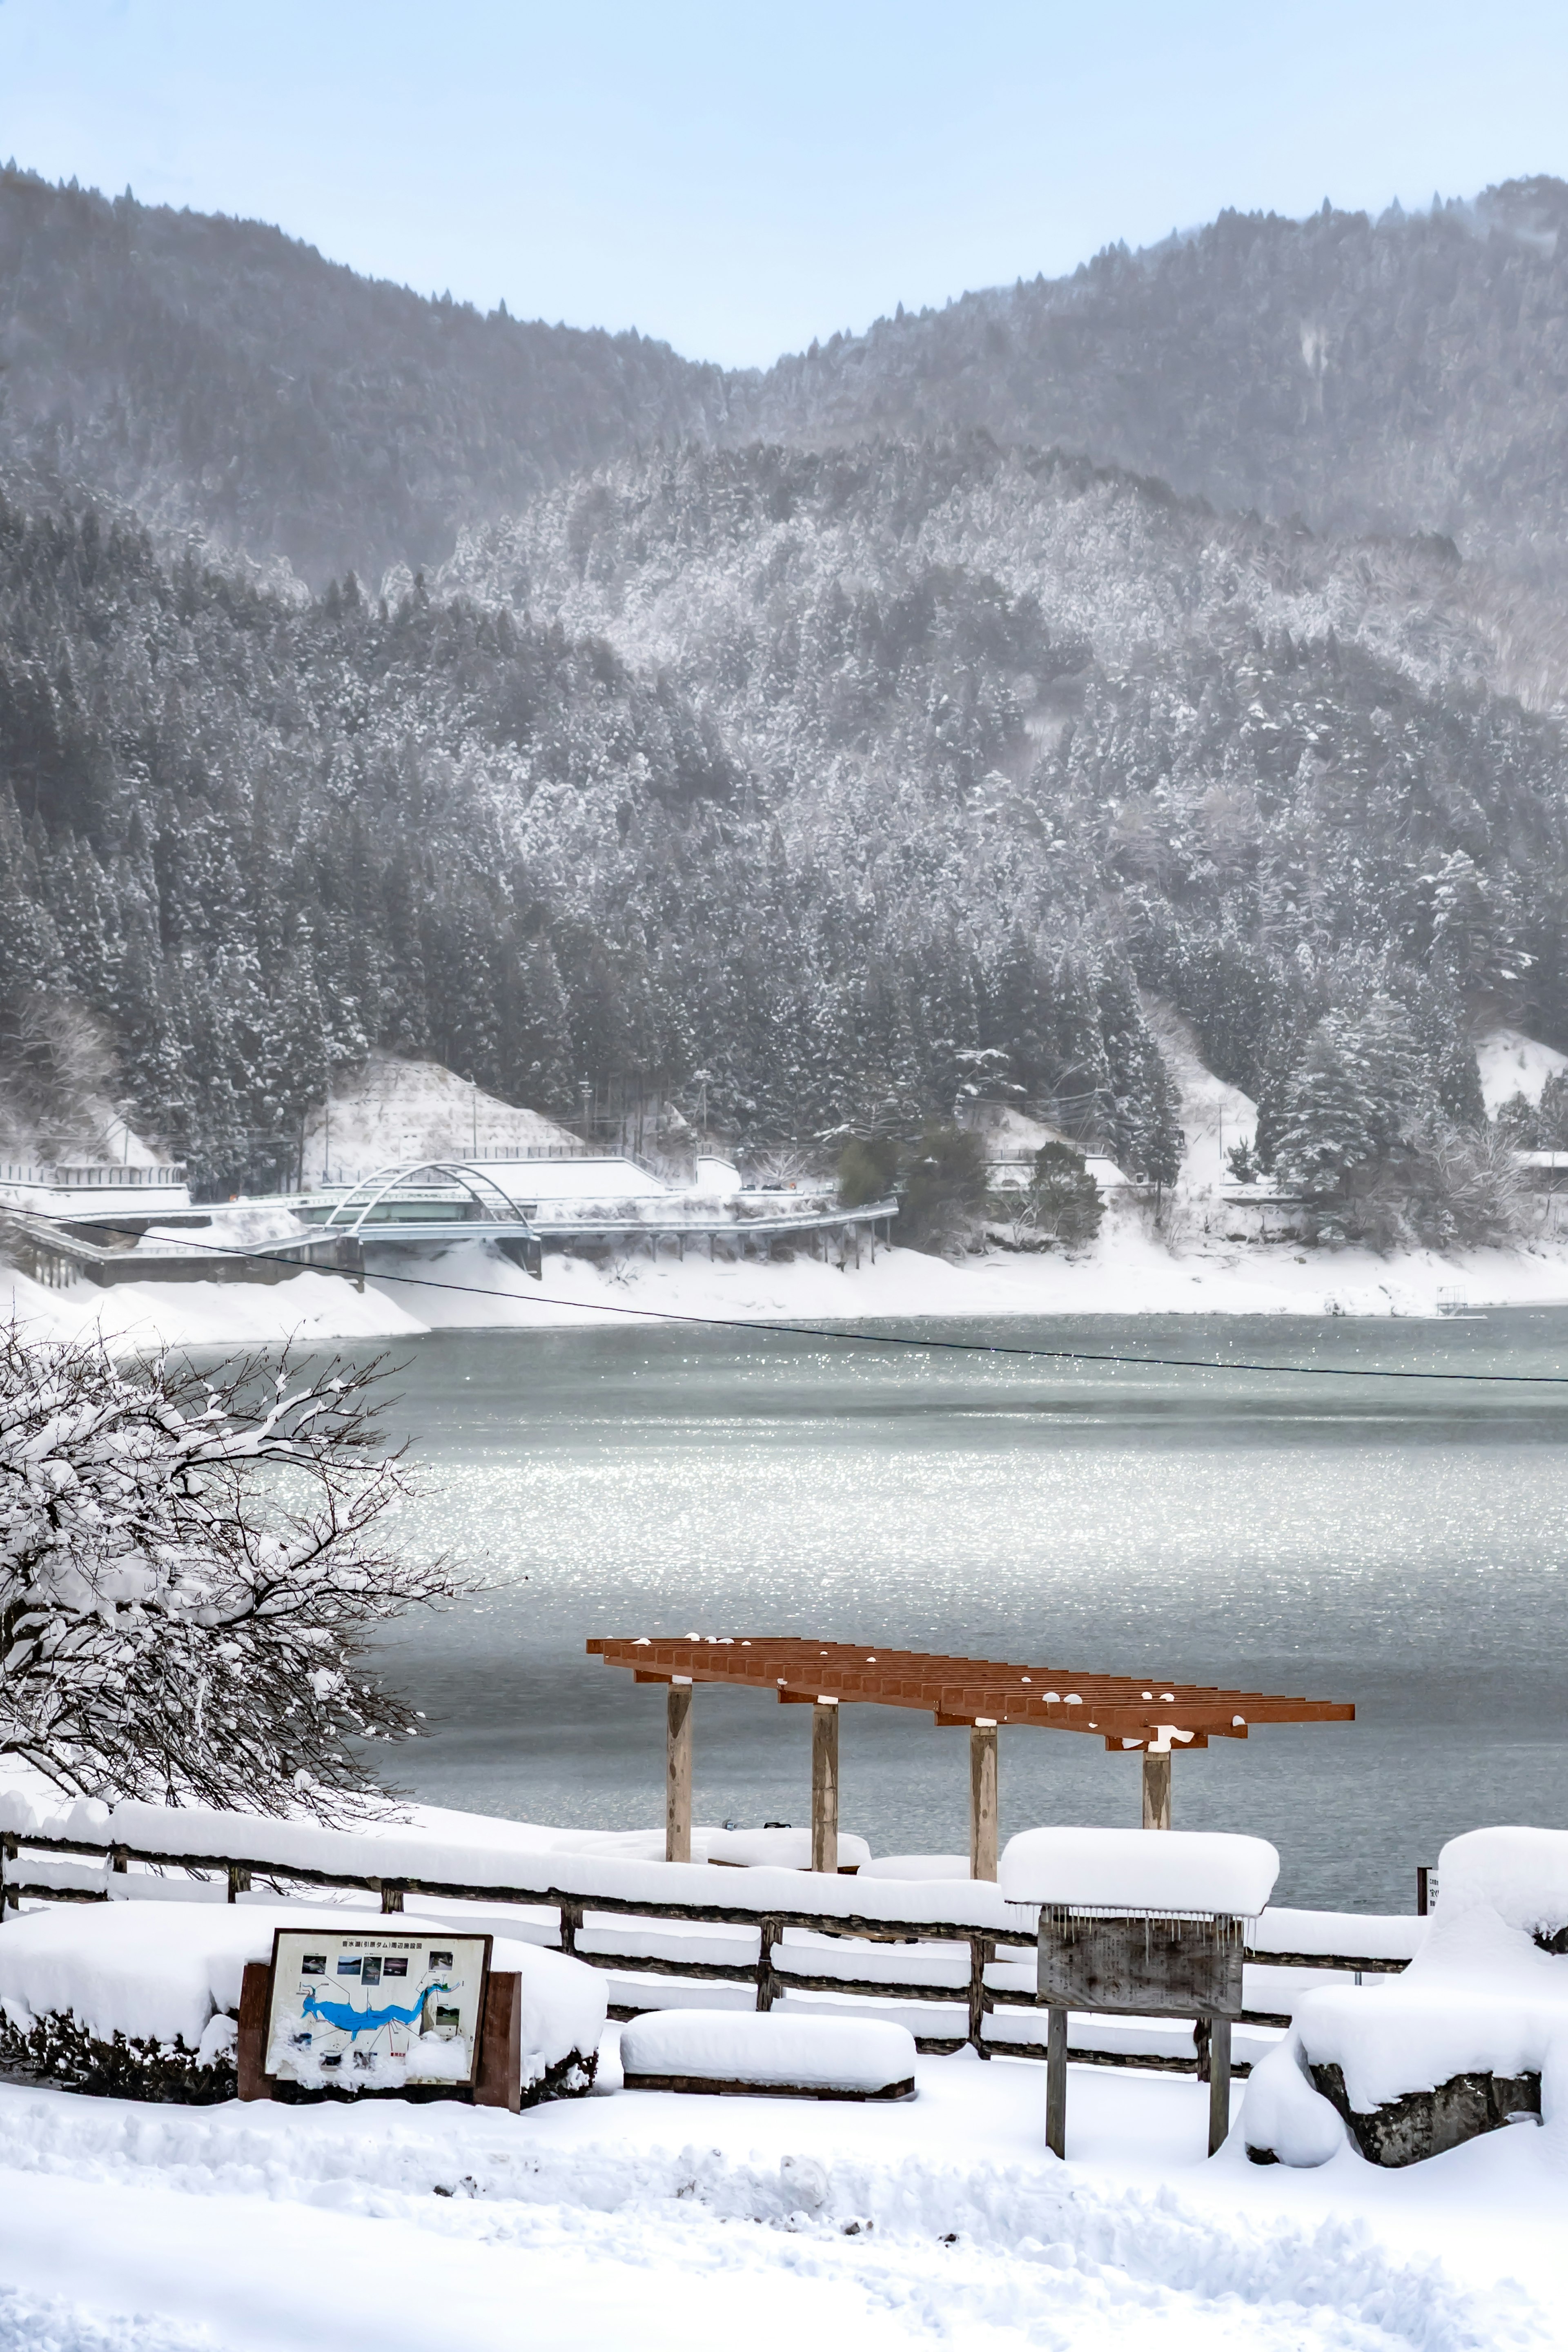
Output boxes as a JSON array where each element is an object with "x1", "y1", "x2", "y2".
[
  {"x1": 9, "y1": 1217, "x2": 1568, "y2": 1352},
  {"x1": 303, "y1": 1056, "x2": 581, "y2": 1184},
  {"x1": 0, "y1": 2031, "x2": 1557, "y2": 2351}
]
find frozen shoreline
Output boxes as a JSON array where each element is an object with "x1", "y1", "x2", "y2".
[{"x1": 6, "y1": 1217, "x2": 1568, "y2": 1351}]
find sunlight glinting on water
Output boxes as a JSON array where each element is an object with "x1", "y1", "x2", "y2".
[{"x1": 365, "y1": 1312, "x2": 1568, "y2": 1910}]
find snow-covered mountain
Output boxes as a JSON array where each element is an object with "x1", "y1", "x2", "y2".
[{"x1": 4, "y1": 167, "x2": 1568, "y2": 1224}]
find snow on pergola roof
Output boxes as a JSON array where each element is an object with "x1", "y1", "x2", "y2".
[{"x1": 586, "y1": 1636, "x2": 1353, "y2": 1750}]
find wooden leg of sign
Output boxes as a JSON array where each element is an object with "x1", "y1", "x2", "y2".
[
  {"x1": 811, "y1": 1700, "x2": 840, "y2": 1872},
  {"x1": 1142, "y1": 1750, "x2": 1172, "y2": 1830},
  {"x1": 1045, "y1": 2004, "x2": 1068, "y2": 2158},
  {"x1": 474, "y1": 1970, "x2": 522, "y2": 2112},
  {"x1": 1207, "y1": 2016, "x2": 1232, "y2": 2156},
  {"x1": 969, "y1": 1723, "x2": 998, "y2": 1881},
  {"x1": 237, "y1": 1960, "x2": 275, "y2": 2100},
  {"x1": 666, "y1": 1682, "x2": 693, "y2": 1863}
]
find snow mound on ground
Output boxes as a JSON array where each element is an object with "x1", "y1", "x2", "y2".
[
  {"x1": 0, "y1": 2287, "x2": 214, "y2": 2351},
  {"x1": 706, "y1": 1827, "x2": 872, "y2": 1871},
  {"x1": 0, "y1": 1900, "x2": 604, "y2": 2078},
  {"x1": 859, "y1": 1855, "x2": 971, "y2": 1882},
  {"x1": 0, "y1": 2085, "x2": 1541, "y2": 2352},
  {"x1": 999, "y1": 1827, "x2": 1280, "y2": 1914},
  {"x1": 1240, "y1": 2038, "x2": 1348, "y2": 2166},
  {"x1": 1474, "y1": 1028, "x2": 1568, "y2": 1116},
  {"x1": 620, "y1": 2010, "x2": 917, "y2": 2091}
]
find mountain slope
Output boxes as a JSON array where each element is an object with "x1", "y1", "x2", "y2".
[
  {"x1": 741, "y1": 180, "x2": 1568, "y2": 582},
  {"x1": 9, "y1": 169, "x2": 1568, "y2": 591},
  {"x1": 0, "y1": 168, "x2": 731, "y2": 585}
]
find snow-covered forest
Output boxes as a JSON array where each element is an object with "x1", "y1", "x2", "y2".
[{"x1": 5, "y1": 167, "x2": 1568, "y2": 1218}]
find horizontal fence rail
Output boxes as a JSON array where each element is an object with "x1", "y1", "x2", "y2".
[{"x1": 0, "y1": 1829, "x2": 1416, "y2": 2080}]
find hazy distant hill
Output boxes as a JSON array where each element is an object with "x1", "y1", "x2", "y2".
[
  {"x1": 7, "y1": 165, "x2": 1568, "y2": 1216},
  {"x1": 9, "y1": 169, "x2": 1568, "y2": 588},
  {"x1": 741, "y1": 180, "x2": 1568, "y2": 584},
  {"x1": 0, "y1": 168, "x2": 731, "y2": 585}
]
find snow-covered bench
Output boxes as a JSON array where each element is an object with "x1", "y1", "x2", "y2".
[
  {"x1": 0, "y1": 1899, "x2": 606, "y2": 2108},
  {"x1": 1242, "y1": 1826, "x2": 1568, "y2": 2167},
  {"x1": 619, "y1": 2010, "x2": 917, "y2": 2100}
]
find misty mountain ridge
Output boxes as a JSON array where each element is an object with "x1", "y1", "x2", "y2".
[
  {"x1": 7, "y1": 165, "x2": 1568, "y2": 588},
  {"x1": 4, "y1": 161, "x2": 1568, "y2": 1239}
]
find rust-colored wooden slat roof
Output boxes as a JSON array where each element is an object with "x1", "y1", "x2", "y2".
[{"x1": 586, "y1": 1636, "x2": 1353, "y2": 1751}]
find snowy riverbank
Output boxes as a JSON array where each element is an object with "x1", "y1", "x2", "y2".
[{"x1": 7, "y1": 1218, "x2": 1568, "y2": 1351}]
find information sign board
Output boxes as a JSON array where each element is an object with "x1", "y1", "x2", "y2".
[{"x1": 263, "y1": 1927, "x2": 492, "y2": 2093}]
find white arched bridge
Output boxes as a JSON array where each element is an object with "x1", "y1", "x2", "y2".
[{"x1": 275, "y1": 1160, "x2": 543, "y2": 1279}]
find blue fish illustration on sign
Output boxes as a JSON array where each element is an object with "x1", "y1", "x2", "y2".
[{"x1": 300, "y1": 1981, "x2": 452, "y2": 2038}]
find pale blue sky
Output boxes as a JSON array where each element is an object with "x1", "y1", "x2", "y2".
[{"x1": 2, "y1": 0, "x2": 1565, "y2": 367}]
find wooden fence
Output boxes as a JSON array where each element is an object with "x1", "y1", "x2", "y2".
[{"x1": 0, "y1": 1826, "x2": 1410, "y2": 2078}]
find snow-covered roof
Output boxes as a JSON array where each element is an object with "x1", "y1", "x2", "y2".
[
  {"x1": 1474, "y1": 1026, "x2": 1568, "y2": 1116},
  {"x1": 999, "y1": 1827, "x2": 1280, "y2": 1915}
]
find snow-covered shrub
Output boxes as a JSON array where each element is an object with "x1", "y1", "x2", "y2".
[
  {"x1": 0, "y1": 1329, "x2": 462, "y2": 1816},
  {"x1": 1240, "y1": 1826, "x2": 1568, "y2": 2167},
  {"x1": 0, "y1": 1902, "x2": 605, "y2": 2107}
]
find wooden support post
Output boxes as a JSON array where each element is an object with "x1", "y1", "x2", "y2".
[
  {"x1": 379, "y1": 1883, "x2": 405, "y2": 1914},
  {"x1": 558, "y1": 1898, "x2": 583, "y2": 1955},
  {"x1": 237, "y1": 1960, "x2": 275, "y2": 2100},
  {"x1": 474, "y1": 1971, "x2": 523, "y2": 2112},
  {"x1": 811, "y1": 1698, "x2": 840, "y2": 1872},
  {"x1": 1142, "y1": 1750, "x2": 1172, "y2": 1830},
  {"x1": 969, "y1": 1721, "x2": 999, "y2": 1882},
  {"x1": 1045, "y1": 2004, "x2": 1068, "y2": 2158},
  {"x1": 0, "y1": 1834, "x2": 9, "y2": 1921},
  {"x1": 1207, "y1": 2016, "x2": 1232, "y2": 2156},
  {"x1": 755, "y1": 1916, "x2": 780, "y2": 2011},
  {"x1": 227, "y1": 1865, "x2": 251, "y2": 1904},
  {"x1": 967, "y1": 1933, "x2": 993, "y2": 2057},
  {"x1": 666, "y1": 1679, "x2": 694, "y2": 1862}
]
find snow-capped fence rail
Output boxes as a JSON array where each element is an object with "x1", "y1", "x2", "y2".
[{"x1": 0, "y1": 1815, "x2": 1423, "y2": 2075}]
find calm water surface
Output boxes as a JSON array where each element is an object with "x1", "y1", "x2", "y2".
[{"x1": 348, "y1": 1310, "x2": 1568, "y2": 1911}]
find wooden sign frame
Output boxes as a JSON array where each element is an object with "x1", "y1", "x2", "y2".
[
  {"x1": 1036, "y1": 1907, "x2": 1246, "y2": 2018},
  {"x1": 1035, "y1": 1908, "x2": 1245, "y2": 2160},
  {"x1": 237, "y1": 1926, "x2": 523, "y2": 2111}
]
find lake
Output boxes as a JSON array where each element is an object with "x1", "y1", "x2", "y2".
[{"x1": 357, "y1": 1307, "x2": 1568, "y2": 1912}]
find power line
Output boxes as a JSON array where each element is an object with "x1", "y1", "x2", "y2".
[{"x1": 6, "y1": 1204, "x2": 1568, "y2": 1384}]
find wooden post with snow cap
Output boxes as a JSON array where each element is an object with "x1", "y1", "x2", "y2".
[
  {"x1": 811, "y1": 1698, "x2": 840, "y2": 1872},
  {"x1": 666, "y1": 1678, "x2": 693, "y2": 1863},
  {"x1": 969, "y1": 1721, "x2": 999, "y2": 1881}
]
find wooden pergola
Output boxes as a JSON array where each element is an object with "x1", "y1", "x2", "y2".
[{"x1": 587, "y1": 1635, "x2": 1354, "y2": 1879}]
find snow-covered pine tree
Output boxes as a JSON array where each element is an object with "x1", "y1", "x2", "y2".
[{"x1": 0, "y1": 1330, "x2": 461, "y2": 1817}]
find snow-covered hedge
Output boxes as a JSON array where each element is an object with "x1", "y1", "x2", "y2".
[
  {"x1": 1241, "y1": 1826, "x2": 1568, "y2": 2167},
  {"x1": 0, "y1": 1902, "x2": 605, "y2": 2106}
]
